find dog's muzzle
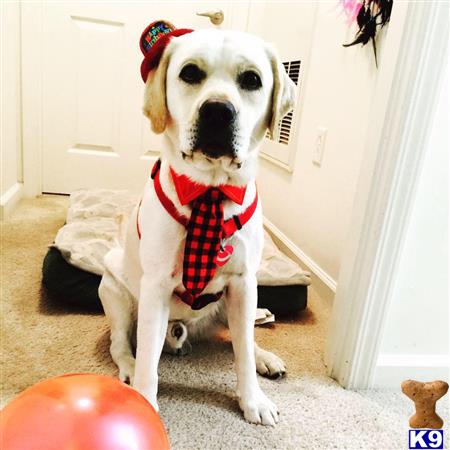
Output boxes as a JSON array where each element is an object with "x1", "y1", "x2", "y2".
[{"x1": 194, "y1": 100, "x2": 237, "y2": 159}]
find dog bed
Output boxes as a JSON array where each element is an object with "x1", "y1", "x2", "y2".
[{"x1": 42, "y1": 189, "x2": 310, "y2": 316}]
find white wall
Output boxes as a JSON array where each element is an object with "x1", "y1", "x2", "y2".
[
  {"x1": 373, "y1": 61, "x2": 449, "y2": 387},
  {"x1": 1, "y1": 2, "x2": 23, "y2": 219},
  {"x1": 257, "y1": 3, "x2": 395, "y2": 287}
]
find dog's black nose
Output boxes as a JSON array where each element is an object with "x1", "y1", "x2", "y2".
[
  {"x1": 199, "y1": 100, "x2": 236, "y2": 125},
  {"x1": 195, "y1": 100, "x2": 237, "y2": 159}
]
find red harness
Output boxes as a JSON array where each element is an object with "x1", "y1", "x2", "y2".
[
  {"x1": 137, "y1": 159, "x2": 258, "y2": 310},
  {"x1": 137, "y1": 159, "x2": 258, "y2": 240}
]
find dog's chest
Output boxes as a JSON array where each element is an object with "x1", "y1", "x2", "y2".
[{"x1": 165, "y1": 232, "x2": 249, "y2": 321}]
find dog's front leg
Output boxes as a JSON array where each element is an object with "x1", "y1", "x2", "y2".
[
  {"x1": 225, "y1": 274, "x2": 279, "y2": 426},
  {"x1": 133, "y1": 275, "x2": 171, "y2": 412}
]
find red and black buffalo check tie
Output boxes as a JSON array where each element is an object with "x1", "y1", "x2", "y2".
[{"x1": 182, "y1": 188, "x2": 224, "y2": 307}]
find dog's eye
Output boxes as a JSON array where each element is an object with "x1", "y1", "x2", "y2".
[
  {"x1": 238, "y1": 71, "x2": 262, "y2": 91},
  {"x1": 179, "y1": 64, "x2": 206, "y2": 84}
]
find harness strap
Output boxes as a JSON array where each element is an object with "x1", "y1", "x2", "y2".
[
  {"x1": 152, "y1": 160, "x2": 189, "y2": 228},
  {"x1": 222, "y1": 193, "x2": 258, "y2": 238}
]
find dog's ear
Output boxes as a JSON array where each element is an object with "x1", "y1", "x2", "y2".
[
  {"x1": 143, "y1": 45, "x2": 172, "y2": 134},
  {"x1": 265, "y1": 45, "x2": 296, "y2": 138}
]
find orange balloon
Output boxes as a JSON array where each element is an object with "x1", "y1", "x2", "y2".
[{"x1": 0, "y1": 373, "x2": 170, "y2": 450}]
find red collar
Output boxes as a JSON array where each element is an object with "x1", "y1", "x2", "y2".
[
  {"x1": 137, "y1": 159, "x2": 258, "y2": 240},
  {"x1": 170, "y1": 168, "x2": 247, "y2": 205}
]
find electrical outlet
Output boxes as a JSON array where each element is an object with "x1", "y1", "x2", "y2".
[{"x1": 313, "y1": 127, "x2": 327, "y2": 166}]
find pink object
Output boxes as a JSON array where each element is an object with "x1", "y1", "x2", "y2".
[{"x1": 340, "y1": 0, "x2": 363, "y2": 25}]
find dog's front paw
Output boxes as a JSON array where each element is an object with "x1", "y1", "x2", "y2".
[
  {"x1": 133, "y1": 383, "x2": 159, "y2": 412},
  {"x1": 239, "y1": 390, "x2": 279, "y2": 426},
  {"x1": 117, "y1": 356, "x2": 135, "y2": 385},
  {"x1": 256, "y1": 348, "x2": 286, "y2": 379}
]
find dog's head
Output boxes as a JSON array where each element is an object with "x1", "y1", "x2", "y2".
[{"x1": 142, "y1": 24, "x2": 295, "y2": 178}]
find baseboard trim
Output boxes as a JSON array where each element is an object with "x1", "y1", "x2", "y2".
[
  {"x1": 373, "y1": 354, "x2": 450, "y2": 388},
  {"x1": 263, "y1": 217, "x2": 336, "y2": 304},
  {"x1": 0, "y1": 182, "x2": 23, "y2": 220}
]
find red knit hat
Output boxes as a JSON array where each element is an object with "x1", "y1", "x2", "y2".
[{"x1": 140, "y1": 20, "x2": 194, "y2": 82}]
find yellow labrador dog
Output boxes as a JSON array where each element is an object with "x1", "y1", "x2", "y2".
[{"x1": 99, "y1": 22, "x2": 295, "y2": 426}]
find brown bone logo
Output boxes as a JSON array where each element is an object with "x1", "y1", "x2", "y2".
[{"x1": 401, "y1": 380, "x2": 449, "y2": 429}]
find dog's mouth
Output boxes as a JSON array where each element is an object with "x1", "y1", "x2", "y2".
[
  {"x1": 193, "y1": 133, "x2": 236, "y2": 158},
  {"x1": 182, "y1": 116, "x2": 243, "y2": 171},
  {"x1": 181, "y1": 149, "x2": 242, "y2": 171}
]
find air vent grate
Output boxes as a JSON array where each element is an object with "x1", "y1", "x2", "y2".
[
  {"x1": 266, "y1": 60, "x2": 301, "y2": 145},
  {"x1": 283, "y1": 60, "x2": 301, "y2": 86}
]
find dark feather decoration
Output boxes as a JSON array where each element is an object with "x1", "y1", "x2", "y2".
[{"x1": 343, "y1": 0, "x2": 393, "y2": 67}]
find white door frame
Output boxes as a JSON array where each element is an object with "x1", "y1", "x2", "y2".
[{"x1": 325, "y1": 1, "x2": 449, "y2": 389}]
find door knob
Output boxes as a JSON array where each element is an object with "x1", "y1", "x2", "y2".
[{"x1": 196, "y1": 9, "x2": 224, "y2": 26}]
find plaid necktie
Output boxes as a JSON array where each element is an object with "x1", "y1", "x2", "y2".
[{"x1": 182, "y1": 188, "x2": 224, "y2": 308}]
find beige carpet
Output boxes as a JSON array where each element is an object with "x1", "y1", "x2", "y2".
[{"x1": 1, "y1": 195, "x2": 448, "y2": 449}]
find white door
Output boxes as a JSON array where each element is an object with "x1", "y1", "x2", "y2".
[{"x1": 40, "y1": 3, "x2": 233, "y2": 194}]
